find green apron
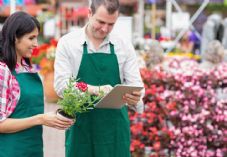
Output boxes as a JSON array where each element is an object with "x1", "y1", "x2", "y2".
[
  {"x1": 65, "y1": 42, "x2": 130, "y2": 157},
  {"x1": 0, "y1": 71, "x2": 44, "y2": 157}
]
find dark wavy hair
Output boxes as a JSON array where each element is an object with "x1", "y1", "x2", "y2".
[
  {"x1": 90, "y1": 0, "x2": 119, "y2": 14},
  {"x1": 0, "y1": 11, "x2": 40, "y2": 71}
]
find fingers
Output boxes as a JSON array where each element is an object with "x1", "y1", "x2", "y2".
[
  {"x1": 52, "y1": 119, "x2": 73, "y2": 130},
  {"x1": 123, "y1": 91, "x2": 141, "y2": 106},
  {"x1": 51, "y1": 118, "x2": 74, "y2": 130},
  {"x1": 56, "y1": 113, "x2": 75, "y2": 123},
  {"x1": 102, "y1": 85, "x2": 113, "y2": 95},
  {"x1": 43, "y1": 112, "x2": 75, "y2": 130},
  {"x1": 54, "y1": 115, "x2": 75, "y2": 129}
]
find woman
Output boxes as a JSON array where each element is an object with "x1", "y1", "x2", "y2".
[{"x1": 0, "y1": 12, "x2": 74, "y2": 157}]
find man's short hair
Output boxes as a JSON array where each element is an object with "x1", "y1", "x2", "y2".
[{"x1": 90, "y1": 0, "x2": 120, "y2": 14}]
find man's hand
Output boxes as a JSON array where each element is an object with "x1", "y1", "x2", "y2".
[
  {"x1": 123, "y1": 91, "x2": 141, "y2": 106},
  {"x1": 88, "y1": 84, "x2": 113, "y2": 95},
  {"x1": 100, "y1": 85, "x2": 113, "y2": 95}
]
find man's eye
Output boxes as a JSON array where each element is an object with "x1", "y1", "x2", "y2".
[{"x1": 99, "y1": 21, "x2": 105, "y2": 24}]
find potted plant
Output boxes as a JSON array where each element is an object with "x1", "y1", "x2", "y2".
[{"x1": 56, "y1": 77, "x2": 103, "y2": 120}]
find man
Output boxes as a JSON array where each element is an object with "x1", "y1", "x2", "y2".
[{"x1": 54, "y1": 0, "x2": 144, "y2": 156}]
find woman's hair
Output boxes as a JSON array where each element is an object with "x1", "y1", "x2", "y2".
[
  {"x1": 202, "y1": 40, "x2": 225, "y2": 64},
  {"x1": 90, "y1": 0, "x2": 119, "y2": 14},
  {"x1": 0, "y1": 11, "x2": 40, "y2": 71}
]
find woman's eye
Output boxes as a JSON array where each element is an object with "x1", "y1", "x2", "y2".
[{"x1": 29, "y1": 36, "x2": 36, "y2": 40}]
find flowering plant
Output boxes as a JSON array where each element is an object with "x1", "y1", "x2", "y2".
[
  {"x1": 32, "y1": 38, "x2": 57, "y2": 75},
  {"x1": 130, "y1": 59, "x2": 227, "y2": 157},
  {"x1": 57, "y1": 77, "x2": 103, "y2": 119},
  {"x1": 130, "y1": 69, "x2": 175, "y2": 157}
]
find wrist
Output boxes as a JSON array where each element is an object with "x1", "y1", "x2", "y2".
[{"x1": 34, "y1": 114, "x2": 44, "y2": 125}]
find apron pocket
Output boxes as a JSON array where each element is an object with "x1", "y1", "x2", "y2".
[
  {"x1": 91, "y1": 108, "x2": 129, "y2": 144},
  {"x1": 92, "y1": 118, "x2": 116, "y2": 144}
]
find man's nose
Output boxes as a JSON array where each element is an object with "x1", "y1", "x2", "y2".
[{"x1": 101, "y1": 24, "x2": 109, "y2": 33}]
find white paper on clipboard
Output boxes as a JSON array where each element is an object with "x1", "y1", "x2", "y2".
[{"x1": 95, "y1": 84, "x2": 143, "y2": 109}]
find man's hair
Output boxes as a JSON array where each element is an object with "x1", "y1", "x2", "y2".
[{"x1": 90, "y1": 0, "x2": 120, "y2": 14}]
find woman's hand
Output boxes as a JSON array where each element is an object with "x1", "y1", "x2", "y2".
[
  {"x1": 41, "y1": 112, "x2": 74, "y2": 130},
  {"x1": 0, "y1": 113, "x2": 74, "y2": 133}
]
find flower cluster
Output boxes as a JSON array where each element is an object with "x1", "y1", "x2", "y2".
[
  {"x1": 57, "y1": 77, "x2": 103, "y2": 118},
  {"x1": 31, "y1": 38, "x2": 57, "y2": 75},
  {"x1": 130, "y1": 58, "x2": 227, "y2": 157},
  {"x1": 130, "y1": 69, "x2": 175, "y2": 157},
  {"x1": 166, "y1": 52, "x2": 200, "y2": 61}
]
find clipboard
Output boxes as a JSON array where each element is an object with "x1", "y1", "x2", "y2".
[{"x1": 95, "y1": 84, "x2": 143, "y2": 109}]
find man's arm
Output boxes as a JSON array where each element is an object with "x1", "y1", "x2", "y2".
[
  {"x1": 122, "y1": 40, "x2": 145, "y2": 113},
  {"x1": 54, "y1": 38, "x2": 73, "y2": 97}
]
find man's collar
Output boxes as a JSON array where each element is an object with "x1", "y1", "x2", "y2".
[
  {"x1": 78, "y1": 25, "x2": 88, "y2": 46},
  {"x1": 80, "y1": 24, "x2": 116, "y2": 46}
]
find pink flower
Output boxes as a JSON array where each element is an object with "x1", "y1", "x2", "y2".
[{"x1": 75, "y1": 82, "x2": 88, "y2": 92}]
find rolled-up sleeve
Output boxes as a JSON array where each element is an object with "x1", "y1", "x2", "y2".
[
  {"x1": 54, "y1": 38, "x2": 73, "y2": 97},
  {"x1": 121, "y1": 40, "x2": 145, "y2": 113}
]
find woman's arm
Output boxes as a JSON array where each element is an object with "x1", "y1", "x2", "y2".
[{"x1": 0, "y1": 112, "x2": 74, "y2": 133}]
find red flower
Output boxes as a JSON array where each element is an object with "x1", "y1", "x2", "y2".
[
  {"x1": 32, "y1": 47, "x2": 39, "y2": 57},
  {"x1": 153, "y1": 141, "x2": 161, "y2": 151},
  {"x1": 50, "y1": 38, "x2": 58, "y2": 47},
  {"x1": 166, "y1": 102, "x2": 177, "y2": 111},
  {"x1": 76, "y1": 82, "x2": 88, "y2": 92}
]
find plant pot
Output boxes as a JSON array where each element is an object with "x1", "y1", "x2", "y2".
[{"x1": 56, "y1": 109, "x2": 75, "y2": 120}]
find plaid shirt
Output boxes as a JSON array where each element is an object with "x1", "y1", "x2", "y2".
[{"x1": 0, "y1": 61, "x2": 34, "y2": 121}]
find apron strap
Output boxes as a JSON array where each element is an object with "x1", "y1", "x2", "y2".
[
  {"x1": 12, "y1": 70, "x2": 16, "y2": 75},
  {"x1": 109, "y1": 42, "x2": 115, "y2": 54},
  {"x1": 83, "y1": 41, "x2": 88, "y2": 54},
  {"x1": 82, "y1": 41, "x2": 115, "y2": 54}
]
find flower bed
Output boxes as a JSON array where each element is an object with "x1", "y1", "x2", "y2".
[{"x1": 130, "y1": 58, "x2": 227, "y2": 157}]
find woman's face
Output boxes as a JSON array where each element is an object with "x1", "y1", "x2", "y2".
[{"x1": 15, "y1": 27, "x2": 39, "y2": 62}]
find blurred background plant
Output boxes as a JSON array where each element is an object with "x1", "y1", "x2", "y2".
[
  {"x1": 130, "y1": 61, "x2": 227, "y2": 157},
  {"x1": 32, "y1": 38, "x2": 59, "y2": 103},
  {"x1": 32, "y1": 38, "x2": 57, "y2": 76}
]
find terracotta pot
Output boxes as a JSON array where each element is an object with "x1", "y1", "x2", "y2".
[{"x1": 43, "y1": 71, "x2": 59, "y2": 103}]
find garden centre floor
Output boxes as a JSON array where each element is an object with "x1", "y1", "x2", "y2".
[{"x1": 43, "y1": 102, "x2": 65, "y2": 157}]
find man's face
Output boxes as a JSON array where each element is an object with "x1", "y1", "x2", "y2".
[{"x1": 88, "y1": 5, "x2": 119, "y2": 40}]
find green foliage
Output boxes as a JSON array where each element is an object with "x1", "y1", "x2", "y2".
[
  {"x1": 57, "y1": 77, "x2": 103, "y2": 117},
  {"x1": 31, "y1": 53, "x2": 46, "y2": 64}
]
